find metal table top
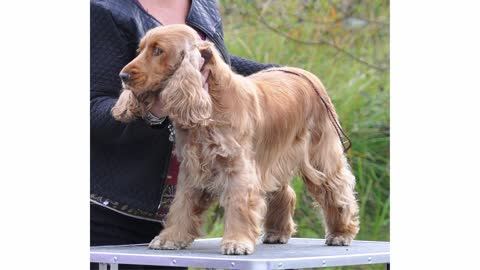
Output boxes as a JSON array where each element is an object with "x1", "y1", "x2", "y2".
[{"x1": 91, "y1": 238, "x2": 390, "y2": 269}]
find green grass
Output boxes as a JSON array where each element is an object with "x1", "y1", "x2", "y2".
[{"x1": 198, "y1": 1, "x2": 389, "y2": 269}]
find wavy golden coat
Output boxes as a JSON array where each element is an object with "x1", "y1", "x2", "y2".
[{"x1": 112, "y1": 24, "x2": 359, "y2": 255}]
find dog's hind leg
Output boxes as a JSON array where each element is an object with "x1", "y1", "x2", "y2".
[
  {"x1": 301, "y1": 129, "x2": 359, "y2": 246},
  {"x1": 303, "y1": 165, "x2": 359, "y2": 246},
  {"x1": 262, "y1": 185, "x2": 297, "y2": 244}
]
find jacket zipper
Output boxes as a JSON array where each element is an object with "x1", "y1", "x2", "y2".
[{"x1": 156, "y1": 139, "x2": 174, "y2": 207}]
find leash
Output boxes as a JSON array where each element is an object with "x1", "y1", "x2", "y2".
[
  {"x1": 199, "y1": 49, "x2": 352, "y2": 153},
  {"x1": 263, "y1": 69, "x2": 352, "y2": 153}
]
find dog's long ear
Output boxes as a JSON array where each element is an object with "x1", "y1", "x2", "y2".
[
  {"x1": 112, "y1": 89, "x2": 141, "y2": 123},
  {"x1": 161, "y1": 50, "x2": 212, "y2": 128}
]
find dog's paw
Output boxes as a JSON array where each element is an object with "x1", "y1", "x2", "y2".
[
  {"x1": 262, "y1": 232, "x2": 290, "y2": 244},
  {"x1": 221, "y1": 240, "x2": 254, "y2": 255},
  {"x1": 325, "y1": 234, "x2": 353, "y2": 246},
  {"x1": 148, "y1": 235, "x2": 191, "y2": 250}
]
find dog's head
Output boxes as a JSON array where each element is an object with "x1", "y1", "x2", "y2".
[{"x1": 112, "y1": 24, "x2": 215, "y2": 128}]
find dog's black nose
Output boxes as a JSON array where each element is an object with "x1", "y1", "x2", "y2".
[{"x1": 119, "y1": 72, "x2": 131, "y2": 83}]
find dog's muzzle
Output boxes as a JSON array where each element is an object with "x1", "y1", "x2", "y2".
[{"x1": 119, "y1": 72, "x2": 131, "y2": 83}]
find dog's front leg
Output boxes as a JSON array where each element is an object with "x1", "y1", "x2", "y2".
[
  {"x1": 149, "y1": 171, "x2": 213, "y2": 250},
  {"x1": 219, "y1": 160, "x2": 266, "y2": 255}
]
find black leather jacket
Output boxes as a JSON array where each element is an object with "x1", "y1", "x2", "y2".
[{"x1": 90, "y1": 0, "x2": 278, "y2": 221}]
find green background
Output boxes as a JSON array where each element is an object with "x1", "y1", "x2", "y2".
[{"x1": 203, "y1": 1, "x2": 389, "y2": 269}]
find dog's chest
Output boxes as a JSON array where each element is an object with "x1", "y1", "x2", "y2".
[{"x1": 177, "y1": 128, "x2": 243, "y2": 190}]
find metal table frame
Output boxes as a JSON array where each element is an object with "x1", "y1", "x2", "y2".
[{"x1": 91, "y1": 238, "x2": 390, "y2": 270}]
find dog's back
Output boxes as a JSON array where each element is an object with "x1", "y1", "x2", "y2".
[{"x1": 245, "y1": 67, "x2": 341, "y2": 188}]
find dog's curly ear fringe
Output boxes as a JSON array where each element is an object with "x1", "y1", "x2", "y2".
[
  {"x1": 111, "y1": 89, "x2": 142, "y2": 123},
  {"x1": 161, "y1": 52, "x2": 212, "y2": 128}
]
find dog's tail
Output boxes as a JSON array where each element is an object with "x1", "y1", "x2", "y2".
[{"x1": 299, "y1": 69, "x2": 352, "y2": 153}]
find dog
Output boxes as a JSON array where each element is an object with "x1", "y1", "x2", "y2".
[{"x1": 112, "y1": 24, "x2": 359, "y2": 255}]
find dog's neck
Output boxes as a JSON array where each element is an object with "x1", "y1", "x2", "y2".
[
  {"x1": 201, "y1": 50, "x2": 261, "y2": 135},
  {"x1": 204, "y1": 51, "x2": 255, "y2": 114}
]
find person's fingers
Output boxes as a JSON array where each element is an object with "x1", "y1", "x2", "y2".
[
  {"x1": 203, "y1": 81, "x2": 209, "y2": 92},
  {"x1": 199, "y1": 57, "x2": 205, "y2": 70},
  {"x1": 148, "y1": 92, "x2": 167, "y2": 117},
  {"x1": 201, "y1": 69, "x2": 209, "y2": 85},
  {"x1": 201, "y1": 69, "x2": 210, "y2": 92}
]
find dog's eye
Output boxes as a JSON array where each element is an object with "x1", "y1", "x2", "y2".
[{"x1": 153, "y1": 47, "x2": 163, "y2": 56}]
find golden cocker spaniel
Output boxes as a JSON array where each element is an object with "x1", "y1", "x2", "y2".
[{"x1": 112, "y1": 24, "x2": 359, "y2": 255}]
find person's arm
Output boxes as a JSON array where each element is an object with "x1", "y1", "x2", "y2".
[
  {"x1": 91, "y1": 2, "x2": 167, "y2": 144},
  {"x1": 229, "y1": 54, "x2": 281, "y2": 76}
]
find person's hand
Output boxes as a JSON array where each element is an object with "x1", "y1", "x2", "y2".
[
  {"x1": 149, "y1": 57, "x2": 210, "y2": 117},
  {"x1": 199, "y1": 57, "x2": 210, "y2": 92},
  {"x1": 149, "y1": 93, "x2": 168, "y2": 118}
]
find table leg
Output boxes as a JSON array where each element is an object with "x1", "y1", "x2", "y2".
[{"x1": 98, "y1": 263, "x2": 118, "y2": 270}]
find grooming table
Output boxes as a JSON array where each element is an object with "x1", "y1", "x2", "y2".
[{"x1": 90, "y1": 238, "x2": 390, "y2": 270}]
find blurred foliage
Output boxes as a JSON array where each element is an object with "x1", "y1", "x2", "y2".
[{"x1": 202, "y1": 0, "x2": 389, "y2": 269}]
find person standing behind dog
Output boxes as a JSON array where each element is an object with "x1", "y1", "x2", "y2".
[{"x1": 91, "y1": 0, "x2": 278, "y2": 269}]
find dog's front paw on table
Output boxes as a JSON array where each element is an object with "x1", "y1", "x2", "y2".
[
  {"x1": 221, "y1": 240, "x2": 254, "y2": 255},
  {"x1": 148, "y1": 235, "x2": 191, "y2": 250},
  {"x1": 325, "y1": 234, "x2": 354, "y2": 246}
]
